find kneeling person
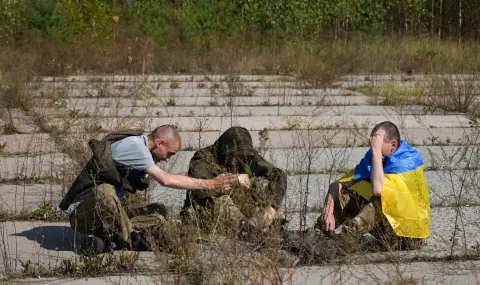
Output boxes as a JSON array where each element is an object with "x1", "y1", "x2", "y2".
[{"x1": 59, "y1": 125, "x2": 239, "y2": 255}]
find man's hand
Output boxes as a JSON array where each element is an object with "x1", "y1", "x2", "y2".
[
  {"x1": 210, "y1": 173, "x2": 238, "y2": 193},
  {"x1": 369, "y1": 133, "x2": 384, "y2": 153},
  {"x1": 250, "y1": 206, "x2": 276, "y2": 229},
  {"x1": 323, "y1": 212, "x2": 335, "y2": 232},
  {"x1": 237, "y1": 174, "x2": 251, "y2": 189}
]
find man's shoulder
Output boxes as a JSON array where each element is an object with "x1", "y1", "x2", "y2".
[
  {"x1": 111, "y1": 135, "x2": 150, "y2": 157},
  {"x1": 113, "y1": 135, "x2": 147, "y2": 147},
  {"x1": 191, "y1": 145, "x2": 214, "y2": 158}
]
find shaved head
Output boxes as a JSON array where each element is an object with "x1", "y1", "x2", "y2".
[
  {"x1": 151, "y1": 124, "x2": 181, "y2": 146},
  {"x1": 148, "y1": 125, "x2": 181, "y2": 162}
]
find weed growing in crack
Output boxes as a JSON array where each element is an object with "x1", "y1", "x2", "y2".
[
  {"x1": 0, "y1": 202, "x2": 67, "y2": 222},
  {"x1": 208, "y1": 100, "x2": 218, "y2": 106},
  {"x1": 166, "y1": 97, "x2": 176, "y2": 106},
  {"x1": 3, "y1": 122, "x2": 19, "y2": 134},
  {"x1": 169, "y1": 81, "x2": 180, "y2": 89},
  {"x1": 30, "y1": 203, "x2": 67, "y2": 221},
  {"x1": 6, "y1": 252, "x2": 140, "y2": 280},
  {"x1": 0, "y1": 141, "x2": 6, "y2": 154},
  {"x1": 425, "y1": 75, "x2": 480, "y2": 115}
]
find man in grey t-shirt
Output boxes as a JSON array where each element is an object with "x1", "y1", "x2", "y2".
[
  {"x1": 110, "y1": 134, "x2": 157, "y2": 198},
  {"x1": 65, "y1": 125, "x2": 245, "y2": 255}
]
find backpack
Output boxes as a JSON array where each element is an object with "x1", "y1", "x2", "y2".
[{"x1": 59, "y1": 129, "x2": 146, "y2": 210}]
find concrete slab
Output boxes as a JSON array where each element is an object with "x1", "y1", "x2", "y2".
[
  {"x1": 34, "y1": 95, "x2": 372, "y2": 108},
  {"x1": 285, "y1": 206, "x2": 480, "y2": 253},
  {"x1": 43, "y1": 114, "x2": 471, "y2": 133},
  {"x1": 32, "y1": 81, "x2": 303, "y2": 91},
  {"x1": 0, "y1": 184, "x2": 64, "y2": 214},
  {"x1": 0, "y1": 109, "x2": 27, "y2": 119},
  {"x1": 0, "y1": 221, "x2": 160, "y2": 276},
  {"x1": 172, "y1": 127, "x2": 473, "y2": 149},
  {"x1": 339, "y1": 74, "x2": 480, "y2": 82},
  {"x1": 0, "y1": 206, "x2": 478, "y2": 276},
  {"x1": 36, "y1": 74, "x2": 296, "y2": 83},
  {"x1": 0, "y1": 168, "x2": 476, "y2": 218},
  {"x1": 338, "y1": 79, "x2": 480, "y2": 91},
  {"x1": 37, "y1": 105, "x2": 452, "y2": 118},
  {"x1": 30, "y1": 87, "x2": 361, "y2": 98},
  {"x1": 149, "y1": 170, "x2": 480, "y2": 213},
  {"x1": 60, "y1": 127, "x2": 472, "y2": 151},
  {"x1": 0, "y1": 154, "x2": 74, "y2": 180},
  {"x1": 0, "y1": 134, "x2": 56, "y2": 155},
  {"x1": 8, "y1": 259, "x2": 480, "y2": 285},
  {"x1": 0, "y1": 221, "x2": 77, "y2": 272},
  {"x1": 0, "y1": 118, "x2": 40, "y2": 134},
  {"x1": 289, "y1": 260, "x2": 480, "y2": 285},
  {"x1": 142, "y1": 144, "x2": 480, "y2": 175}
]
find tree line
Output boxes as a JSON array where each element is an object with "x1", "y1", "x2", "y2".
[{"x1": 1, "y1": 0, "x2": 479, "y2": 46}]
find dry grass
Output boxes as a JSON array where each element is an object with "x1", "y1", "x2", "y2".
[
  {"x1": 424, "y1": 75, "x2": 480, "y2": 116},
  {"x1": 2, "y1": 29, "x2": 480, "y2": 284},
  {"x1": 2, "y1": 34, "x2": 480, "y2": 87}
]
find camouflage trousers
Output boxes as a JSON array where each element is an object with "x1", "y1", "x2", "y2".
[
  {"x1": 69, "y1": 184, "x2": 166, "y2": 243},
  {"x1": 314, "y1": 183, "x2": 425, "y2": 251},
  {"x1": 183, "y1": 195, "x2": 286, "y2": 237}
]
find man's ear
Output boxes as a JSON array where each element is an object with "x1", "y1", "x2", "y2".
[
  {"x1": 392, "y1": 140, "x2": 399, "y2": 150},
  {"x1": 156, "y1": 138, "x2": 164, "y2": 146}
]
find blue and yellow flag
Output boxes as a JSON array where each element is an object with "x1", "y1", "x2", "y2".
[{"x1": 338, "y1": 140, "x2": 430, "y2": 239}]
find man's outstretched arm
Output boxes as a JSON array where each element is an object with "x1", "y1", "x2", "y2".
[{"x1": 145, "y1": 165, "x2": 236, "y2": 192}]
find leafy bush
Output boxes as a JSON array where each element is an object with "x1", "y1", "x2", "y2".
[
  {"x1": 127, "y1": 0, "x2": 171, "y2": 44},
  {"x1": 24, "y1": 0, "x2": 65, "y2": 39},
  {"x1": 56, "y1": 0, "x2": 117, "y2": 40},
  {"x1": 178, "y1": 0, "x2": 239, "y2": 46},
  {"x1": 0, "y1": 0, "x2": 27, "y2": 45}
]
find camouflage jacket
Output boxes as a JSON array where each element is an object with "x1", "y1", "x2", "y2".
[{"x1": 182, "y1": 127, "x2": 287, "y2": 211}]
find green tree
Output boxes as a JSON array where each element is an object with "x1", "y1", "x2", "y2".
[
  {"x1": 25, "y1": 0, "x2": 65, "y2": 39},
  {"x1": 0, "y1": 0, "x2": 27, "y2": 45},
  {"x1": 56, "y1": 0, "x2": 117, "y2": 40}
]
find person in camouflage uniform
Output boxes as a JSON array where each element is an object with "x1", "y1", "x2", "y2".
[
  {"x1": 59, "y1": 125, "x2": 239, "y2": 255},
  {"x1": 181, "y1": 126, "x2": 288, "y2": 238}
]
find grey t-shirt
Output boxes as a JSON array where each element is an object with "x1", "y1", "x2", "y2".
[{"x1": 110, "y1": 135, "x2": 156, "y2": 197}]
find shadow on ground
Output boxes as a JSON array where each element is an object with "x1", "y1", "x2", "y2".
[{"x1": 11, "y1": 226, "x2": 80, "y2": 252}]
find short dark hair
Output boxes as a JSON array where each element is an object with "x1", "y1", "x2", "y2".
[{"x1": 371, "y1": 121, "x2": 401, "y2": 142}]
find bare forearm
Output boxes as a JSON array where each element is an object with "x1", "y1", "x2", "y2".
[
  {"x1": 324, "y1": 182, "x2": 340, "y2": 215},
  {"x1": 371, "y1": 150, "x2": 384, "y2": 196},
  {"x1": 162, "y1": 173, "x2": 213, "y2": 190},
  {"x1": 146, "y1": 166, "x2": 215, "y2": 190},
  {"x1": 324, "y1": 194, "x2": 334, "y2": 215}
]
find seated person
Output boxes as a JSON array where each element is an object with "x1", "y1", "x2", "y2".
[
  {"x1": 286, "y1": 121, "x2": 430, "y2": 261},
  {"x1": 181, "y1": 126, "x2": 288, "y2": 238},
  {"x1": 318, "y1": 121, "x2": 430, "y2": 253}
]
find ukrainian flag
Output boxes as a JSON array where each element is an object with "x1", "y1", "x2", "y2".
[{"x1": 338, "y1": 140, "x2": 430, "y2": 239}]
